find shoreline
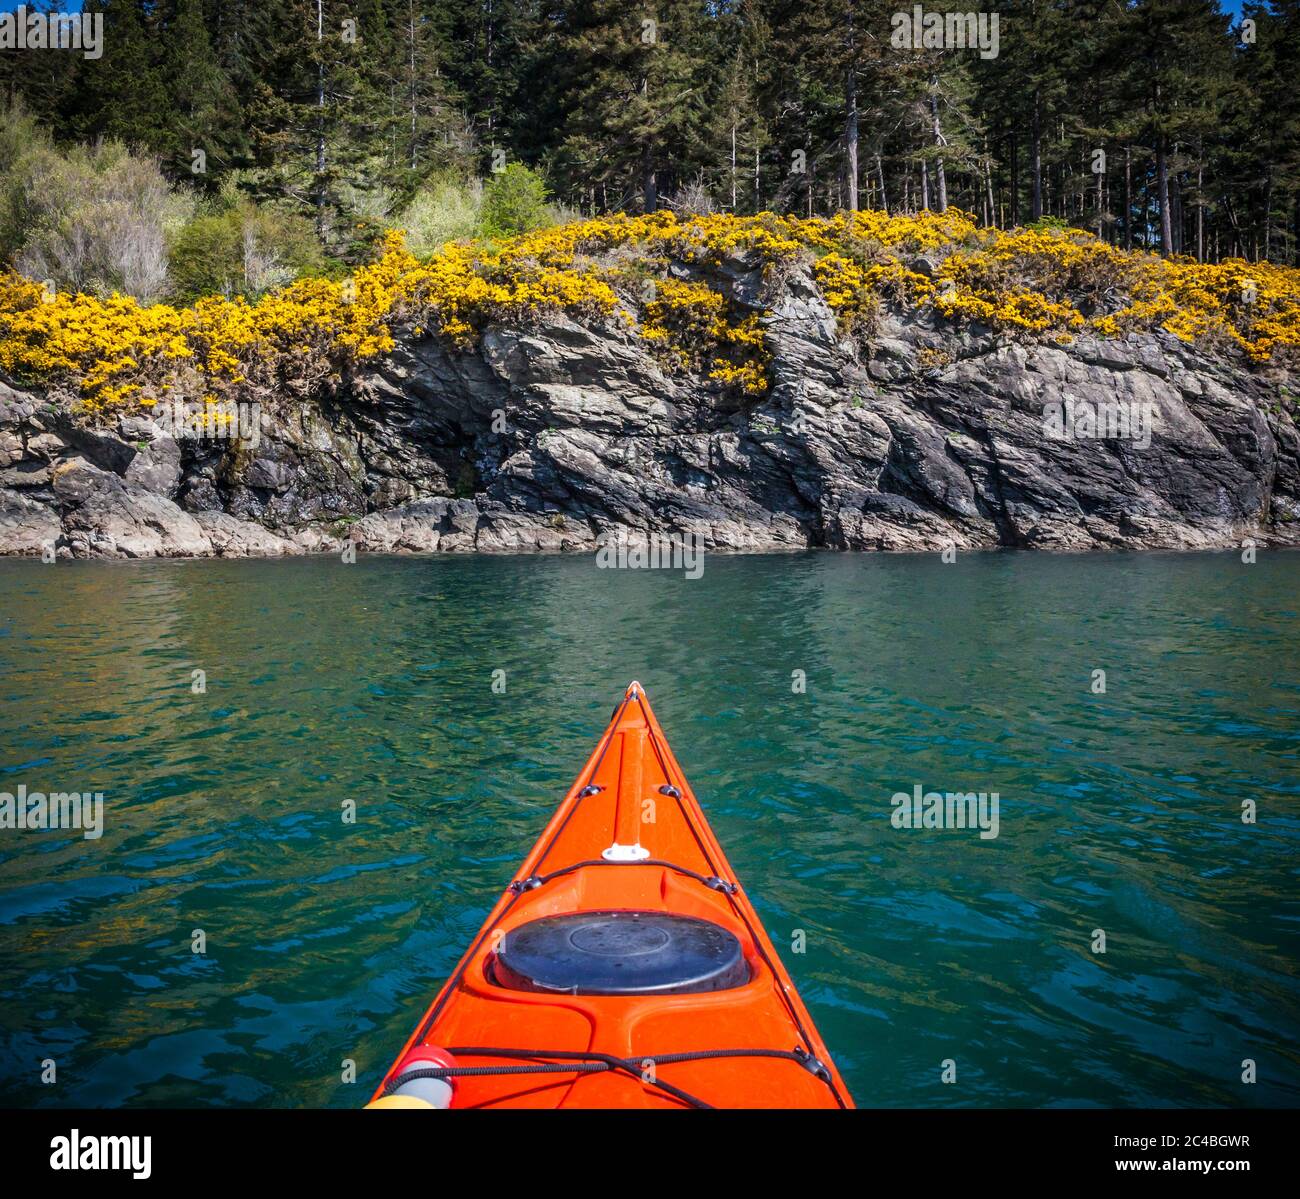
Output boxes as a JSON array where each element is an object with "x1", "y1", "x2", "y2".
[{"x1": 3, "y1": 535, "x2": 1297, "y2": 565}]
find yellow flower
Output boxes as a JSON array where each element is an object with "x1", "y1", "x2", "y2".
[{"x1": 2, "y1": 211, "x2": 1296, "y2": 418}]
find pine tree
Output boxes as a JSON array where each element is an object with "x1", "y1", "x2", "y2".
[
  {"x1": 67, "y1": 0, "x2": 169, "y2": 149},
  {"x1": 0, "y1": 0, "x2": 79, "y2": 126},
  {"x1": 156, "y1": 0, "x2": 246, "y2": 188},
  {"x1": 243, "y1": 0, "x2": 372, "y2": 249},
  {"x1": 552, "y1": 0, "x2": 715, "y2": 212},
  {"x1": 4, "y1": 0, "x2": 1296, "y2": 263}
]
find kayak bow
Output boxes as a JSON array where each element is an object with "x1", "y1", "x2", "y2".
[{"x1": 370, "y1": 682, "x2": 853, "y2": 1109}]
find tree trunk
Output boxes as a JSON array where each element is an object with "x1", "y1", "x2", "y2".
[
  {"x1": 1010, "y1": 130, "x2": 1019, "y2": 225},
  {"x1": 638, "y1": 70, "x2": 656, "y2": 212},
  {"x1": 730, "y1": 121, "x2": 737, "y2": 210},
  {"x1": 1031, "y1": 90, "x2": 1042, "y2": 220},
  {"x1": 1124, "y1": 144, "x2": 1132, "y2": 249},
  {"x1": 408, "y1": 0, "x2": 418, "y2": 170},
  {"x1": 1263, "y1": 164, "x2": 1273, "y2": 262},
  {"x1": 1173, "y1": 165, "x2": 1184, "y2": 254},
  {"x1": 845, "y1": 66, "x2": 859, "y2": 212},
  {"x1": 1142, "y1": 163, "x2": 1151, "y2": 249},
  {"x1": 1157, "y1": 135, "x2": 1173, "y2": 254},
  {"x1": 315, "y1": 0, "x2": 326, "y2": 239},
  {"x1": 984, "y1": 139, "x2": 996, "y2": 227},
  {"x1": 1196, "y1": 156, "x2": 1204, "y2": 262},
  {"x1": 806, "y1": 130, "x2": 813, "y2": 217},
  {"x1": 930, "y1": 85, "x2": 948, "y2": 212},
  {"x1": 920, "y1": 158, "x2": 929, "y2": 211},
  {"x1": 642, "y1": 143, "x2": 657, "y2": 213},
  {"x1": 1096, "y1": 147, "x2": 1104, "y2": 238}
]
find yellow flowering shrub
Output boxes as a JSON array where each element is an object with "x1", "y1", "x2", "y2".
[
  {"x1": 813, "y1": 253, "x2": 936, "y2": 334},
  {"x1": 636, "y1": 278, "x2": 769, "y2": 394},
  {"x1": 0, "y1": 246, "x2": 404, "y2": 411},
  {"x1": 1, "y1": 209, "x2": 1296, "y2": 422},
  {"x1": 1100, "y1": 257, "x2": 1300, "y2": 362},
  {"x1": 933, "y1": 224, "x2": 1300, "y2": 360}
]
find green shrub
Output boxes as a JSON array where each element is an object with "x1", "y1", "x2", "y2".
[
  {"x1": 10, "y1": 139, "x2": 194, "y2": 303},
  {"x1": 479, "y1": 163, "x2": 552, "y2": 240},
  {"x1": 1025, "y1": 215, "x2": 1071, "y2": 234},
  {"x1": 396, "y1": 175, "x2": 482, "y2": 256},
  {"x1": 0, "y1": 102, "x2": 48, "y2": 261},
  {"x1": 169, "y1": 197, "x2": 325, "y2": 301}
]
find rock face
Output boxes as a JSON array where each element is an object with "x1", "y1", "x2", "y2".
[{"x1": 2, "y1": 261, "x2": 1297, "y2": 558}]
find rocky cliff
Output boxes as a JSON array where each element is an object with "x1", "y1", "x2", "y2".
[{"x1": 2, "y1": 257, "x2": 1297, "y2": 559}]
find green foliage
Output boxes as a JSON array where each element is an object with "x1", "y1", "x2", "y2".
[
  {"x1": 156, "y1": 0, "x2": 248, "y2": 187},
  {"x1": 396, "y1": 175, "x2": 483, "y2": 257},
  {"x1": 168, "y1": 191, "x2": 325, "y2": 302},
  {"x1": 479, "y1": 164, "x2": 553, "y2": 240},
  {"x1": 551, "y1": 0, "x2": 716, "y2": 214},
  {"x1": 0, "y1": 102, "x2": 48, "y2": 261},
  {"x1": 0, "y1": 0, "x2": 1296, "y2": 271},
  {"x1": 5, "y1": 132, "x2": 194, "y2": 302},
  {"x1": 65, "y1": 0, "x2": 169, "y2": 149}
]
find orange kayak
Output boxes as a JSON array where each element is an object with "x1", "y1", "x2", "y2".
[{"x1": 369, "y1": 682, "x2": 853, "y2": 1109}]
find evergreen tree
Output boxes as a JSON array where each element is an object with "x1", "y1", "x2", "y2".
[
  {"x1": 0, "y1": 0, "x2": 79, "y2": 125},
  {"x1": 243, "y1": 0, "x2": 369, "y2": 248},
  {"x1": 1, "y1": 0, "x2": 1294, "y2": 263},
  {"x1": 67, "y1": 0, "x2": 169, "y2": 149},
  {"x1": 157, "y1": 0, "x2": 246, "y2": 188},
  {"x1": 552, "y1": 1, "x2": 715, "y2": 212}
]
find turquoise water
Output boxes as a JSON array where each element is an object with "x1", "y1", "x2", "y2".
[{"x1": 0, "y1": 550, "x2": 1297, "y2": 1108}]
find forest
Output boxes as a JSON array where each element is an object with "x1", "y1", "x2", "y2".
[{"x1": 0, "y1": 0, "x2": 1297, "y2": 304}]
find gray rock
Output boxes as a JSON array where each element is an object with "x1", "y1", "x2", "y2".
[
  {"x1": 191, "y1": 511, "x2": 294, "y2": 557},
  {"x1": 53, "y1": 457, "x2": 212, "y2": 558},
  {"x1": 0, "y1": 488, "x2": 60, "y2": 555},
  {"x1": 2, "y1": 267, "x2": 1298, "y2": 558},
  {"x1": 123, "y1": 435, "x2": 182, "y2": 496}
]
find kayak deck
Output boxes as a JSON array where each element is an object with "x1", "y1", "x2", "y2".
[{"x1": 374, "y1": 683, "x2": 852, "y2": 1109}]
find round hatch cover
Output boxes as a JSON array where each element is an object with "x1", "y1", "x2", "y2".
[{"x1": 494, "y1": 910, "x2": 748, "y2": 996}]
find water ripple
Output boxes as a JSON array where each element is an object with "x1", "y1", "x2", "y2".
[{"x1": 0, "y1": 550, "x2": 1297, "y2": 1107}]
